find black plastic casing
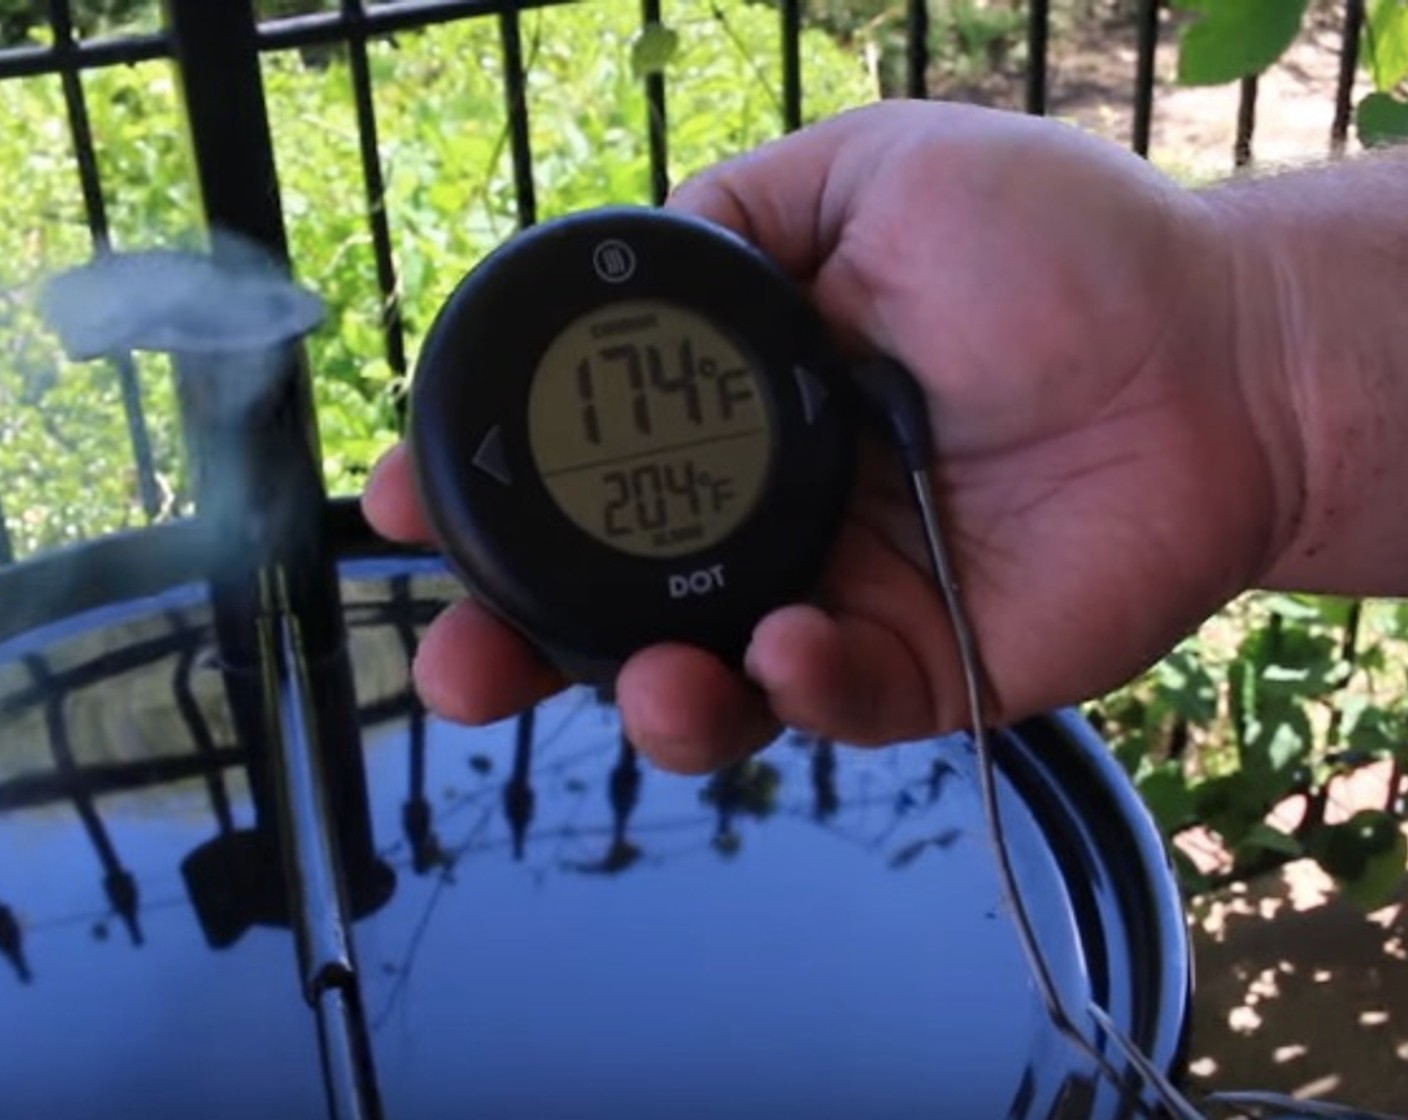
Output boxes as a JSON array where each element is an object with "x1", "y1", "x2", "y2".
[{"x1": 409, "y1": 206, "x2": 857, "y2": 683}]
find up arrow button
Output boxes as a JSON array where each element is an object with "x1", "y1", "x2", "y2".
[
  {"x1": 792, "y1": 364, "x2": 829, "y2": 424},
  {"x1": 472, "y1": 425, "x2": 512, "y2": 486}
]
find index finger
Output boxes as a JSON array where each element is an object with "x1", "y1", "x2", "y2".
[{"x1": 362, "y1": 441, "x2": 433, "y2": 545}]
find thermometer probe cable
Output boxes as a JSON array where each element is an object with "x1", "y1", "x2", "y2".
[{"x1": 854, "y1": 355, "x2": 1403, "y2": 1120}]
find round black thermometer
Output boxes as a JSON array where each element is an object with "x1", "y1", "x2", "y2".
[{"x1": 409, "y1": 206, "x2": 857, "y2": 683}]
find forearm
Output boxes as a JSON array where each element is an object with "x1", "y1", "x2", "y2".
[{"x1": 1204, "y1": 147, "x2": 1408, "y2": 597}]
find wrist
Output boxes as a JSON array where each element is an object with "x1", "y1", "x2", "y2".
[
  {"x1": 1195, "y1": 182, "x2": 1309, "y2": 591},
  {"x1": 1203, "y1": 150, "x2": 1408, "y2": 596}
]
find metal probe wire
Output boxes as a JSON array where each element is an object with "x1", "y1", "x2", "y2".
[
  {"x1": 854, "y1": 353, "x2": 1200, "y2": 1117},
  {"x1": 906, "y1": 468, "x2": 1203, "y2": 1120},
  {"x1": 869, "y1": 353, "x2": 1408, "y2": 1120}
]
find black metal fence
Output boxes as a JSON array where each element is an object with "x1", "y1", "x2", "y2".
[{"x1": 0, "y1": 0, "x2": 1375, "y2": 570}]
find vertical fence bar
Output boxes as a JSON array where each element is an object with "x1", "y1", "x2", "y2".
[
  {"x1": 339, "y1": 0, "x2": 410, "y2": 428},
  {"x1": 780, "y1": 0, "x2": 802, "y2": 131},
  {"x1": 1234, "y1": 74, "x2": 1258, "y2": 168},
  {"x1": 1331, "y1": 0, "x2": 1365, "y2": 157},
  {"x1": 162, "y1": 0, "x2": 391, "y2": 920},
  {"x1": 46, "y1": 0, "x2": 163, "y2": 522},
  {"x1": 1024, "y1": 0, "x2": 1049, "y2": 115},
  {"x1": 1131, "y1": 0, "x2": 1159, "y2": 158},
  {"x1": 499, "y1": 7, "x2": 538, "y2": 227},
  {"x1": 641, "y1": 0, "x2": 669, "y2": 203},
  {"x1": 906, "y1": 0, "x2": 930, "y2": 100}
]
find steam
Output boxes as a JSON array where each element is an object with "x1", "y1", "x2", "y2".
[
  {"x1": 39, "y1": 229, "x2": 324, "y2": 361},
  {"x1": 36, "y1": 228, "x2": 326, "y2": 421},
  {"x1": 15, "y1": 227, "x2": 334, "y2": 590},
  {"x1": 34, "y1": 225, "x2": 330, "y2": 445}
]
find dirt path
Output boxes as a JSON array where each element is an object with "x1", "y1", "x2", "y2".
[
  {"x1": 1186, "y1": 853, "x2": 1408, "y2": 1112},
  {"x1": 931, "y1": 8, "x2": 1373, "y2": 182}
]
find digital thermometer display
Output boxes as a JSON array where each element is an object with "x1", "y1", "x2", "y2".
[
  {"x1": 409, "y1": 207, "x2": 855, "y2": 682},
  {"x1": 527, "y1": 300, "x2": 773, "y2": 558}
]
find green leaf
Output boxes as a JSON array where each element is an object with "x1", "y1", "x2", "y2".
[
  {"x1": 1381, "y1": 601, "x2": 1408, "y2": 642},
  {"x1": 1342, "y1": 827, "x2": 1407, "y2": 910},
  {"x1": 1310, "y1": 594, "x2": 1359, "y2": 629},
  {"x1": 1258, "y1": 592, "x2": 1324, "y2": 622},
  {"x1": 631, "y1": 22, "x2": 680, "y2": 79},
  {"x1": 1137, "y1": 763, "x2": 1196, "y2": 835},
  {"x1": 1357, "y1": 92, "x2": 1408, "y2": 148},
  {"x1": 1366, "y1": 0, "x2": 1408, "y2": 91},
  {"x1": 1154, "y1": 648, "x2": 1219, "y2": 725},
  {"x1": 1342, "y1": 701, "x2": 1408, "y2": 759},
  {"x1": 1238, "y1": 822, "x2": 1302, "y2": 857},
  {"x1": 1176, "y1": 0, "x2": 1309, "y2": 86},
  {"x1": 1310, "y1": 811, "x2": 1407, "y2": 911},
  {"x1": 1193, "y1": 772, "x2": 1271, "y2": 844}
]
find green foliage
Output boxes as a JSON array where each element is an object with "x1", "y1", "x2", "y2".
[
  {"x1": 941, "y1": 0, "x2": 1025, "y2": 77},
  {"x1": 0, "y1": 0, "x2": 153, "y2": 44},
  {"x1": 631, "y1": 20, "x2": 680, "y2": 77},
  {"x1": 1358, "y1": 89, "x2": 1408, "y2": 145},
  {"x1": 0, "y1": 62, "x2": 197, "y2": 547},
  {"x1": 0, "y1": 0, "x2": 876, "y2": 557},
  {"x1": 1174, "y1": 0, "x2": 1310, "y2": 86},
  {"x1": 791, "y1": 0, "x2": 1026, "y2": 97},
  {"x1": 1309, "y1": 809, "x2": 1408, "y2": 909},
  {"x1": 1360, "y1": 0, "x2": 1408, "y2": 144},
  {"x1": 1175, "y1": 0, "x2": 1408, "y2": 149},
  {"x1": 1095, "y1": 594, "x2": 1408, "y2": 908},
  {"x1": 1366, "y1": 0, "x2": 1408, "y2": 90}
]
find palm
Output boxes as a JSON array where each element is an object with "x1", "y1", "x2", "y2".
[{"x1": 799, "y1": 121, "x2": 1274, "y2": 740}]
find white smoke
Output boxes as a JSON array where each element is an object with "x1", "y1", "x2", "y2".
[{"x1": 36, "y1": 228, "x2": 325, "y2": 419}]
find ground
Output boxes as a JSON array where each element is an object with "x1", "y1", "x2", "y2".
[
  {"x1": 931, "y1": 8, "x2": 1407, "y2": 1110},
  {"x1": 931, "y1": 6, "x2": 1375, "y2": 179},
  {"x1": 1188, "y1": 855, "x2": 1408, "y2": 1112}
]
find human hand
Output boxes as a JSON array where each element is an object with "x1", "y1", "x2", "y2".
[{"x1": 364, "y1": 100, "x2": 1294, "y2": 773}]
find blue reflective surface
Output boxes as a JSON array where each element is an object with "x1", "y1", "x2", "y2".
[{"x1": 0, "y1": 563, "x2": 1188, "y2": 1119}]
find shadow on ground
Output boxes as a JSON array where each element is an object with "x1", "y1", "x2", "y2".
[{"x1": 1186, "y1": 860, "x2": 1408, "y2": 1112}]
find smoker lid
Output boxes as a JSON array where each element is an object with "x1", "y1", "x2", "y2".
[{"x1": 0, "y1": 555, "x2": 1189, "y2": 1119}]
